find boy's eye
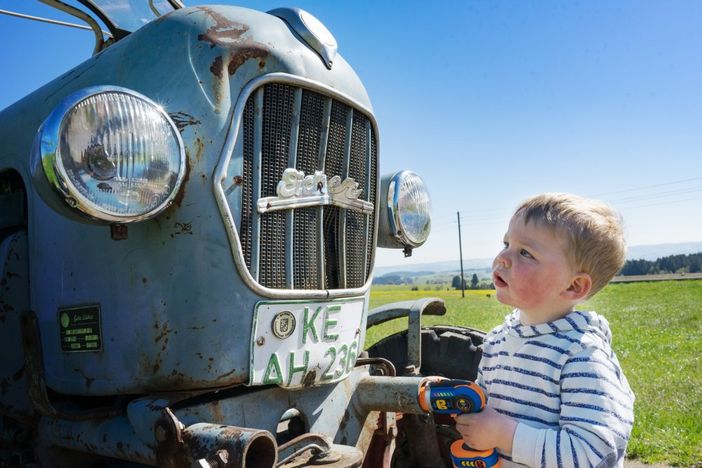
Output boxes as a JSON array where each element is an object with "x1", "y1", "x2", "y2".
[{"x1": 520, "y1": 249, "x2": 533, "y2": 259}]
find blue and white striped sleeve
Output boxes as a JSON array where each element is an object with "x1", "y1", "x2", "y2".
[
  {"x1": 475, "y1": 328, "x2": 498, "y2": 392},
  {"x1": 510, "y1": 346, "x2": 634, "y2": 467}
]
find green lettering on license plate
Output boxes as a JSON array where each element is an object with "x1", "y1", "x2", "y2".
[{"x1": 250, "y1": 300, "x2": 365, "y2": 388}]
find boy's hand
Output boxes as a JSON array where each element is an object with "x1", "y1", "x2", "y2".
[{"x1": 454, "y1": 406, "x2": 518, "y2": 454}]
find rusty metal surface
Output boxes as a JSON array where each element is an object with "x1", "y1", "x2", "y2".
[
  {"x1": 360, "y1": 411, "x2": 397, "y2": 468},
  {"x1": 277, "y1": 433, "x2": 332, "y2": 465},
  {"x1": 278, "y1": 443, "x2": 363, "y2": 468},
  {"x1": 38, "y1": 415, "x2": 157, "y2": 465},
  {"x1": 355, "y1": 375, "x2": 428, "y2": 415},
  {"x1": 28, "y1": 368, "x2": 441, "y2": 466},
  {"x1": 179, "y1": 423, "x2": 277, "y2": 468},
  {"x1": 355, "y1": 358, "x2": 396, "y2": 377}
]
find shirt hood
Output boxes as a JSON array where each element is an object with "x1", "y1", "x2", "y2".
[{"x1": 505, "y1": 309, "x2": 612, "y2": 344}]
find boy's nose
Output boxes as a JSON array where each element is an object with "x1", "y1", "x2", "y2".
[{"x1": 494, "y1": 251, "x2": 511, "y2": 269}]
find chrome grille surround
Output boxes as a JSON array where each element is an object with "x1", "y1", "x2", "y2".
[{"x1": 214, "y1": 74, "x2": 379, "y2": 299}]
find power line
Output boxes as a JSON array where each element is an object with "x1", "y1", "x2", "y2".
[
  {"x1": 610, "y1": 186, "x2": 702, "y2": 205},
  {"x1": 588, "y1": 177, "x2": 702, "y2": 198},
  {"x1": 617, "y1": 195, "x2": 702, "y2": 211}
]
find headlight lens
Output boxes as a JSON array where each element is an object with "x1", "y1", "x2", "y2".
[
  {"x1": 39, "y1": 86, "x2": 185, "y2": 222},
  {"x1": 388, "y1": 171, "x2": 431, "y2": 247}
]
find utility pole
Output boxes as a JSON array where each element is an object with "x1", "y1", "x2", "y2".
[{"x1": 457, "y1": 211, "x2": 465, "y2": 298}]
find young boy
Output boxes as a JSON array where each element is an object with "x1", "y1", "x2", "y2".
[{"x1": 455, "y1": 193, "x2": 635, "y2": 467}]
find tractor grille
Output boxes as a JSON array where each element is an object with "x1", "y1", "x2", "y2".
[{"x1": 238, "y1": 83, "x2": 378, "y2": 290}]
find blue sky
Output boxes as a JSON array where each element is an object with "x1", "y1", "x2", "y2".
[{"x1": 2, "y1": 1, "x2": 701, "y2": 267}]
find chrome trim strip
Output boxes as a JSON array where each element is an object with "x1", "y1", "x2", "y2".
[
  {"x1": 213, "y1": 73, "x2": 380, "y2": 299},
  {"x1": 338, "y1": 106, "x2": 353, "y2": 289},
  {"x1": 318, "y1": 98, "x2": 332, "y2": 287},
  {"x1": 363, "y1": 119, "x2": 372, "y2": 277},
  {"x1": 286, "y1": 88, "x2": 303, "y2": 288},
  {"x1": 319, "y1": 99, "x2": 332, "y2": 171},
  {"x1": 250, "y1": 88, "x2": 264, "y2": 281}
]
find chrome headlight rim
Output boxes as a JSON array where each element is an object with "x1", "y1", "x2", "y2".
[
  {"x1": 38, "y1": 85, "x2": 186, "y2": 223},
  {"x1": 387, "y1": 170, "x2": 431, "y2": 248}
]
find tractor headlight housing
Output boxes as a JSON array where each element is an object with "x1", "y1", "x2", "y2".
[
  {"x1": 378, "y1": 170, "x2": 431, "y2": 254},
  {"x1": 37, "y1": 86, "x2": 185, "y2": 223}
]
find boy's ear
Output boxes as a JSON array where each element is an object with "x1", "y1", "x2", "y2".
[{"x1": 564, "y1": 273, "x2": 592, "y2": 301}]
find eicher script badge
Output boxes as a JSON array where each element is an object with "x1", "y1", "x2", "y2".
[{"x1": 257, "y1": 168, "x2": 373, "y2": 214}]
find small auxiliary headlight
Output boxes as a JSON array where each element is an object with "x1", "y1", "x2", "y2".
[
  {"x1": 37, "y1": 86, "x2": 185, "y2": 223},
  {"x1": 378, "y1": 171, "x2": 432, "y2": 255}
]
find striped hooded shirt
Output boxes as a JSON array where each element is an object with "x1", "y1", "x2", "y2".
[{"x1": 477, "y1": 310, "x2": 635, "y2": 467}]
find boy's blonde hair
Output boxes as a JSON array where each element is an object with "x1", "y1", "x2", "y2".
[{"x1": 513, "y1": 193, "x2": 626, "y2": 296}]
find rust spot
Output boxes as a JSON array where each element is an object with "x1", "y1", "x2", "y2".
[
  {"x1": 216, "y1": 368, "x2": 236, "y2": 380},
  {"x1": 197, "y1": 7, "x2": 249, "y2": 48},
  {"x1": 171, "y1": 157, "x2": 191, "y2": 208},
  {"x1": 167, "y1": 370, "x2": 188, "y2": 387},
  {"x1": 227, "y1": 45, "x2": 268, "y2": 76},
  {"x1": 301, "y1": 370, "x2": 317, "y2": 387},
  {"x1": 111, "y1": 223, "x2": 128, "y2": 241},
  {"x1": 210, "y1": 55, "x2": 225, "y2": 79},
  {"x1": 153, "y1": 362, "x2": 161, "y2": 374},
  {"x1": 211, "y1": 400, "x2": 224, "y2": 423},
  {"x1": 174, "y1": 222, "x2": 193, "y2": 235},
  {"x1": 210, "y1": 43, "x2": 268, "y2": 79},
  {"x1": 169, "y1": 112, "x2": 201, "y2": 132},
  {"x1": 191, "y1": 137, "x2": 206, "y2": 166},
  {"x1": 233, "y1": 175, "x2": 243, "y2": 185},
  {"x1": 154, "y1": 321, "x2": 172, "y2": 344}
]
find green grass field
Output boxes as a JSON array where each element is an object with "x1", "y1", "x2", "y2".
[{"x1": 366, "y1": 281, "x2": 702, "y2": 466}]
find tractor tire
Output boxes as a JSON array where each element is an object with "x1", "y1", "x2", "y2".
[{"x1": 367, "y1": 325, "x2": 484, "y2": 380}]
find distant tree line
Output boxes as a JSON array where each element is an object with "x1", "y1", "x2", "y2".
[
  {"x1": 373, "y1": 274, "x2": 414, "y2": 285},
  {"x1": 620, "y1": 252, "x2": 702, "y2": 275},
  {"x1": 452, "y1": 274, "x2": 493, "y2": 290}
]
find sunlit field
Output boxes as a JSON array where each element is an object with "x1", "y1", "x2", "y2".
[{"x1": 366, "y1": 280, "x2": 702, "y2": 466}]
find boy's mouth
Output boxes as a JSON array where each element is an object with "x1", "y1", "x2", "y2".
[{"x1": 493, "y1": 271, "x2": 508, "y2": 288}]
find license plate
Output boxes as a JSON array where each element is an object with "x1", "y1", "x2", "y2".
[{"x1": 249, "y1": 299, "x2": 365, "y2": 388}]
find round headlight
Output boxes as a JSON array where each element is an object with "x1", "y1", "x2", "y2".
[
  {"x1": 38, "y1": 86, "x2": 185, "y2": 222},
  {"x1": 387, "y1": 171, "x2": 432, "y2": 248}
]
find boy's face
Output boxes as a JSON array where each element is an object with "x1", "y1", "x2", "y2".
[{"x1": 492, "y1": 215, "x2": 579, "y2": 324}]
